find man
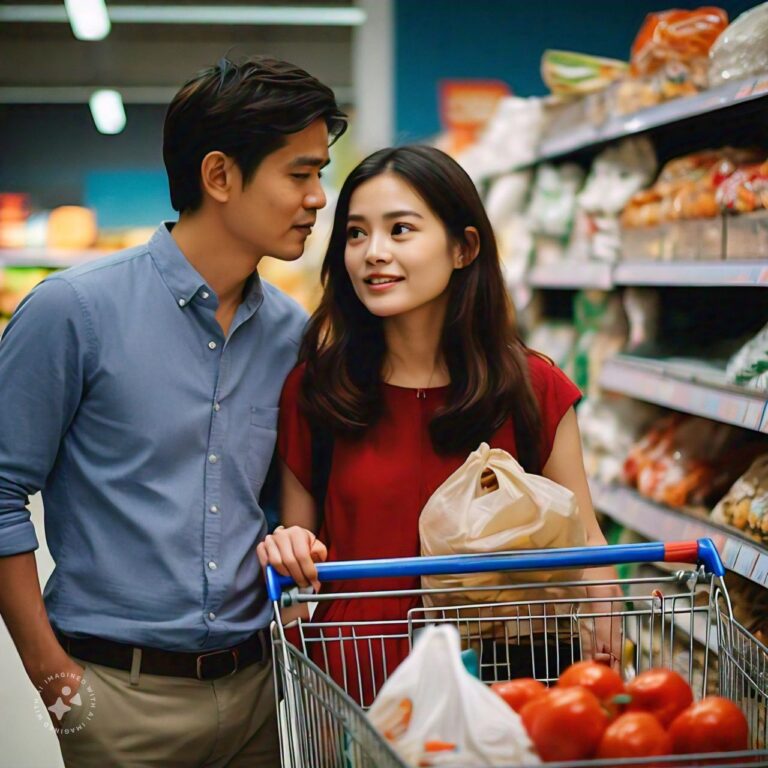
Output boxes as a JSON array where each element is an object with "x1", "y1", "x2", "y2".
[{"x1": 0, "y1": 56, "x2": 346, "y2": 766}]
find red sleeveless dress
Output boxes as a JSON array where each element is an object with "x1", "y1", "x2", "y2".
[{"x1": 277, "y1": 354, "x2": 581, "y2": 706}]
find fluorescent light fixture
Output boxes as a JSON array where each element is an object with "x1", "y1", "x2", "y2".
[
  {"x1": 107, "y1": 5, "x2": 366, "y2": 25},
  {"x1": 0, "y1": 5, "x2": 365, "y2": 26},
  {"x1": 89, "y1": 89, "x2": 126, "y2": 134},
  {"x1": 64, "y1": 0, "x2": 111, "y2": 40}
]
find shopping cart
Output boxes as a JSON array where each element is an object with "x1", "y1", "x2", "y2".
[{"x1": 267, "y1": 539, "x2": 768, "y2": 767}]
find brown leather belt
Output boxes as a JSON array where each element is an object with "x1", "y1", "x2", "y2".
[{"x1": 55, "y1": 628, "x2": 270, "y2": 681}]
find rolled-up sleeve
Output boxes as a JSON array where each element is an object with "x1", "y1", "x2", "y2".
[{"x1": 0, "y1": 277, "x2": 95, "y2": 556}]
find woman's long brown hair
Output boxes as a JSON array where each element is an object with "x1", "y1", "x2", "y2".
[{"x1": 299, "y1": 145, "x2": 544, "y2": 472}]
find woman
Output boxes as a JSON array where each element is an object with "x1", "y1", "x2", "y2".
[{"x1": 258, "y1": 146, "x2": 620, "y2": 705}]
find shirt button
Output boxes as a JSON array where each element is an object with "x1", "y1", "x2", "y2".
[
  {"x1": 208, "y1": 454, "x2": 218, "y2": 464},
  {"x1": 208, "y1": 612, "x2": 216, "y2": 621},
  {"x1": 208, "y1": 561, "x2": 217, "y2": 571},
  {"x1": 210, "y1": 505, "x2": 219, "y2": 514},
  {"x1": 208, "y1": 341, "x2": 217, "y2": 350},
  {"x1": 178, "y1": 298, "x2": 186, "y2": 307},
  {"x1": 201, "y1": 291, "x2": 210, "y2": 299},
  {"x1": 213, "y1": 402, "x2": 221, "y2": 412}
]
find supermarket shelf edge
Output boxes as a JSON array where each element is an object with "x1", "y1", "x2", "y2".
[
  {"x1": 527, "y1": 262, "x2": 613, "y2": 290},
  {"x1": 0, "y1": 249, "x2": 114, "y2": 268},
  {"x1": 613, "y1": 260, "x2": 768, "y2": 287},
  {"x1": 525, "y1": 260, "x2": 768, "y2": 290},
  {"x1": 590, "y1": 480, "x2": 768, "y2": 589},
  {"x1": 536, "y1": 73, "x2": 768, "y2": 162},
  {"x1": 599, "y1": 355, "x2": 768, "y2": 433}
]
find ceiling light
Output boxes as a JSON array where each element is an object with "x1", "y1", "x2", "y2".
[
  {"x1": 107, "y1": 5, "x2": 365, "y2": 25},
  {"x1": 64, "y1": 0, "x2": 111, "y2": 40},
  {"x1": 89, "y1": 90, "x2": 126, "y2": 134}
]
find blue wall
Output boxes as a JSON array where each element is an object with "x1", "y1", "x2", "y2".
[
  {"x1": 394, "y1": 0, "x2": 758, "y2": 141},
  {"x1": 0, "y1": 103, "x2": 172, "y2": 225}
]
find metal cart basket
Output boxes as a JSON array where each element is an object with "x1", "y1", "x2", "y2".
[{"x1": 267, "y1": 539, "x2": 768, "y2": 767}]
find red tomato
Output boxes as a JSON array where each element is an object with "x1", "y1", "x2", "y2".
[
  {"x1": 625, "y1": 668, "x2": 693, "y2": 727},
  {"x1": 491, "y1": 679, "x2": 546, "y2": 713},
  {"x1": 558, "y1": 660, "x2": 626, "y2": 702},
  {"x1": 597, "y1": 712, "x2": 672, "y2": 760},
  {"x1": 669, "y1": 697, "x2": 749, "y2": 754},
  {"x1": 520, "y1": 686, "x2": 609, "y2": 762}
]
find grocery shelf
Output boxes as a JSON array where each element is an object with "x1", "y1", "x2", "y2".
[
  {"x1": 0, "y1": 248, "x2": 111, "y2": 268},
  {"x1": 590, "y1": 480, "x2": 768, "y2": 589},
  {"x1": 613, "y1": 260, "x2": 768, "y2": 287},
  {"x1": 526, "y1": 260, "x2": 768, "y2": 290},
  {"x1": 537, "y1": 72, "x2": 768, "y2": 162},
  {"x1": 599, "y1": 355, "x2": 768, "y2": 433},
  {"x1": 527, "y1": 262, "x2": 613, "y2": 290}
]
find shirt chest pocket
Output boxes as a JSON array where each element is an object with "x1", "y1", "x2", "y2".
[{"x1": 246, "y1": 405, "x2": 279, "y2": 486}]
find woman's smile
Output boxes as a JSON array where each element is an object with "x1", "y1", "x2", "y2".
[{"x1": 363, "y1": 274, "x2": 405, "y2": 291}]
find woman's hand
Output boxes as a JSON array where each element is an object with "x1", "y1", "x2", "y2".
[
  {"x1": 585, "y1": 584, "x2": 625, "y2": 668},
  {"x1": 257, "y1": 525, "x2": 328, "y2": 592}
]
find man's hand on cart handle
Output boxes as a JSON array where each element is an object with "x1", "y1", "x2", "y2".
[{"x1": 257, "y1": 526, "x2": 328, "y2": 593}]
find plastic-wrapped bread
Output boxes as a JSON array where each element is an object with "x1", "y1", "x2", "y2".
[
  {"x1": 709, "y1": 2, "x2": 768, "y2": 86},
  {"x1": 711, "y1": 455, "x2": 768, "y2": 544}
]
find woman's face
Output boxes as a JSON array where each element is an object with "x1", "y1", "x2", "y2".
[{"x1": 343, "y1": 173, "x2": 463, "y2": 319}]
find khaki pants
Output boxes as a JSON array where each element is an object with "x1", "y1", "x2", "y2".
[{"x1": 57, "y1": 655, "x2": 279, "y2": 768}]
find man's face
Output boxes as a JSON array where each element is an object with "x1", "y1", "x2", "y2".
[{"x1": 222, "y1": 118, "x2": 330, "y2": 261}]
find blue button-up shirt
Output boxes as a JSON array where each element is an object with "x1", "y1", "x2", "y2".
[{"x1": 0, "y1": 224, "x2": 306, "y2": 650}]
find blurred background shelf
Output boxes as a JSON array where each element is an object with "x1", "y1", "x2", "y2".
[
  {"x1": 527, "y1": 262, "x2": 614, "y2": 289},
  {"x1": 537, "y1": 72, "x2": 768, "y2": 162},
  {"x1": 599, "y1": 355, "x2": 768, "y2": 432},
  {"x1": 0, "y1": 248, "x2": 113, "y2": 268},
  {"x1": 590, "y1": 480, "x2": 768, "y2": 589},
  {"x1": 613, "y1": 260, "x2": 768, "y2": 287},
  {"x1": 526, "y1": 260, "x2": 768, "y2": 289}
]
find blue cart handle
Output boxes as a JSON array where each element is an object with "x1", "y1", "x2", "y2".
[{"x1": 265, "y1": 538, "x2": 724, "y2": 602}]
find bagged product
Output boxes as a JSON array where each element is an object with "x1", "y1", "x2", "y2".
[
  {"x1": 709, "y1": 2, "x2": 768, "y2": 86},
  {"x1": 572, "y1": 290, "x2": 628, "y2": 395},
  {"x1": 578, "y1": 137, "x2": 657, "y2": 216},
  {"x1": 368, "y1": 624, "x2": 540, "y2": 766},
  {"x1": 623, "y1": 415, "x2": 682, "y2": 488},
  {"x1": 456, "y1": 97, "x2": 544, "y2": 181},
  {"x1": 610, "y1": 6, "x2": 728, "y2": 118},
  {"x1": 624, "y1": 416, "x2": 760, "y2": 508},
  {"x1": 541, "y1": 50, "x2": 628, "y2": 98},
  {"x1": 711, "y1": 455, "x2": 768, "y2": 545},
  {"x1": 631, "y1": 7, "x2": 728, "y2": 78},
  {"x1": 419, "y1": 443, "x2": 586, "y2": 624},
  {"x1": 716, "y1": 161, "x2": 768, "y2": 213},
  {"x1": 526, "y1": 163, "x2": 585, "y2": 239},
  {"x1": 578, "y1": 397, "x2": 661, "y2": 484},
  {"x1": 485, "y1": 171, "x2": 535, "y2": 288},
  {"x1": 726, "y1": 321, "x2": 768, "y2": 390},
  {"x1": 575, "y1": 137, "x2": 656, "y2": 261},
  {"x1": 620, "y1": 148, "x2": 764, "y2": 228}
]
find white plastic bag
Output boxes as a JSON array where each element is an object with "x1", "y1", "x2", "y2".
[
  {"x1": 368, "y1": 625, "x2": 539, "y2": 766},
  {"x1": 419, "y1": 443, "x2": 586, "y2": 628}
]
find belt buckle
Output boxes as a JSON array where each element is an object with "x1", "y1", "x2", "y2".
[{"x1": 196, "y1": 648, "x2": 239, "y2": 680}]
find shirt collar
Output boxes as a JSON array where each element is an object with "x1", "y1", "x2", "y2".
[
  {"x1": 241, "y1": 271, "x2": 264, "y2": 315},
  {"x1": 149, "y1": 222, "x2": 209, "y2": 307},
  {"x1": 149, "y1": 222, "x2": 265, "y2": 313}
]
